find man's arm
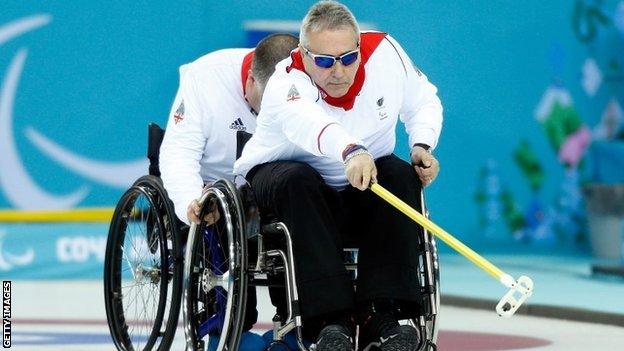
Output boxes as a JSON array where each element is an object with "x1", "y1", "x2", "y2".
[
  {"x1": 263, "y1": 72, "x2": 362, "y2": 163},
  {"x1": 389, "y1": 35, "x2": 443, "y2": 150},
  {"x1": 389, "y1": 35, "x2": 443, "y2": 186},
  {"x1": 254, "y1": 71, "x2": 376, "y2": 190},
  {"x1": 159, "y1": 65, "x2": 208, "y2": 224}
]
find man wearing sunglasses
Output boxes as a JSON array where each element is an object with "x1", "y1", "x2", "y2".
[{"x1": 234, "y1": 1, "x2": 443, "y2": 350}]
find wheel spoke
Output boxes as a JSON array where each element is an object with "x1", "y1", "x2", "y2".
[{"x1": 184, "y1": 183, "x2": 247, "y2": 351}]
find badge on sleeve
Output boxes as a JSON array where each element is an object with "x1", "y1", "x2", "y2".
[
  {"x1": 286, "y1": 85, "x2": 301, "y2": 101},
  {"x1": 174, "y1": 100, "x2": 185, "y2": 124}
]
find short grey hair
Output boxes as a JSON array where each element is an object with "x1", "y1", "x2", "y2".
[{"x1": 299, "y1": 1, "x2": 360, "y2": 48}]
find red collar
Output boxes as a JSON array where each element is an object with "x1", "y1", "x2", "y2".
[
  {"x1": 287, "y1": 32, "x2": 387, "y2": 111},
  {"x1": 241, "y1": 50, "x2": 254, "y2": 95}
]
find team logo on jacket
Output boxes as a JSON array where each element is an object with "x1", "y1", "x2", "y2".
[
  {"x1": 286, "y1": 84, "x2": 301, "y2": 101},
  {"x1": 174, "y1": 100, "x2": 185, "y2": 124},
  {"x1": 377, "y1": 96, "x2": 388, "y2": 120},
  {"x1": 230, "y1": 118, "x2": 246, "y2": 131}
]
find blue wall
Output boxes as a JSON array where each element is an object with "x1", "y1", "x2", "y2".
[{"x1": 1, "y1": 1, "x2": 623, "y2": 254}]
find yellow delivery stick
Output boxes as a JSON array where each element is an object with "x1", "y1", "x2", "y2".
[
  {"x1": 371, "y1": 183, "x2": 503, "y2": 280},
  {"x1": 370, "y1": 183, "x2": 533, "y2": 317}
]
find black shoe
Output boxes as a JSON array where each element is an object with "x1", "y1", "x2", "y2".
[
  {"x1": 315, "y1": 324, "x2": 355, "y2": 351},
  {"x1": 359, "y1": 312, "x2": 420, "y2": 351}
]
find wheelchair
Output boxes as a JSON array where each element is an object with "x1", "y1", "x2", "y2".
[
  {"x1": 104, "y1": 124, "x2": 185, "y2": 351},
  {"x1": 182, "y1": 179, "x2": 441, "y2": 351},
  {"x1": 104, "y1": 123, "x2": 441, "y2": 351}
]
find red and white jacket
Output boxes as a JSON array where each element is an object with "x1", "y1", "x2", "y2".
[
  {"x1": 234, "y1": 32, "x2": 443, "y2": 189},
  {"x1": 160, "y1": 49, "x2": 256, "y2": 223}
]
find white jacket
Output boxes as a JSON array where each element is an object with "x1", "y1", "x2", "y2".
[
  {"x1": 160, "y1": 48, "x2": 256, "y2": 224},
  {"x1": 234, "y1": 33, "x2": 442, "y2": 189}
]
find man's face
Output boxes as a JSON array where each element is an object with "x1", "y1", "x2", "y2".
[{"x1": 301, "y1": 27, "x2": 360, "y2": 98}]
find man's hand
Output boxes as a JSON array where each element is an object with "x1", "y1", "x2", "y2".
[
  {"x1": 186, "y1": 184, "x2": 220, "y2": 225},
  {"x1": 186, "y1": 199, "x2": 221, "y2": 225},
  {"x1": 345, "y1": 151, "x2": 377, "y2": 191},
  {"x1": 411, "y1": 145, "x2": 440, "y2": 187}
]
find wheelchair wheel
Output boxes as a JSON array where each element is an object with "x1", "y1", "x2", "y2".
[
  {"x1": 183, "y1": 179, "x2": 248, "y2": 351},
  {"x1": 413, "y1": 234, "x2": 440, "y2": 351},
  {"x1": 104, "y1": 175, "x2": 183, "y2": 351}
]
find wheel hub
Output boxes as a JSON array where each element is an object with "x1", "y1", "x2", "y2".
[
  {"x1": 134, "y1": 263, "x2": 161, "y2": 285},
  {"x1": 201, "y1": 268, "x2": 229, "y2": 293}
]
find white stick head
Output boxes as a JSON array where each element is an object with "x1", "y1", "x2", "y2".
[{"x1": 496, "y1": 275, "x2": 534, "y2": 317}]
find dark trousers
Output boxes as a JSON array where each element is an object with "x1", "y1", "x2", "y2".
[{"x1": 248, "y1": 154, "x2": 424, "y2": 319}]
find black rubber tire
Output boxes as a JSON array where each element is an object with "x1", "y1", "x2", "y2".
[
  {"x1": 183, "y1": 179, "x2": 248, "y2": 351},
  {"x1": 412, "y1": 192, "x2": 440, "y2": 351},
  {"x1": 104, "y1": 175, "x2": 183, "y2": 351},
  {"x1": 414, "y1": 235, "x2": 440, "y2": 351}
]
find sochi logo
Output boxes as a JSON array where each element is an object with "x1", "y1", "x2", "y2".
[{"x1": 56, "y1": 236, "x2": 106, "y2": 263}]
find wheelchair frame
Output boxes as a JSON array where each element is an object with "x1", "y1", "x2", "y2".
[
  {"x1": 182, "y1": 178, "x2": 440, "y2": 351},
  {"x1": 104, "y1": 123, "x2": 440, "y2": 351}
]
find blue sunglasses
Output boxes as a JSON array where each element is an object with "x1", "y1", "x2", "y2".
[{"x1": 302, "y1": 44, "x2": 360, "y2": 69}]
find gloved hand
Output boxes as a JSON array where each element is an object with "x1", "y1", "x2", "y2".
[
  {"x1": 345, "y1": 150, "x2": 377, "y2": 191},
  {"x1": 410, "y1": 145, "x2": 440, "y2": 187}
]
